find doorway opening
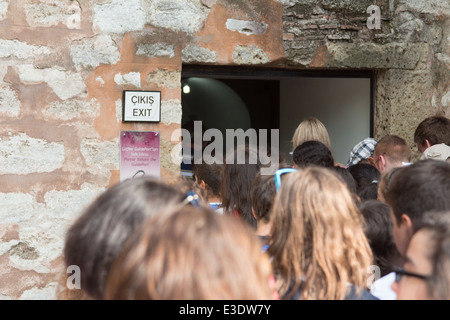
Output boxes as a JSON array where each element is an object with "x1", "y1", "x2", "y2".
[{"x1": 181, "y1": 65, "x2": 374, "y2": 167}]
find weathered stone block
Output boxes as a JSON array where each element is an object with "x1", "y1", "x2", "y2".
[
  {"x1": 93, "y1": 0, "x2": 146, "y2": 33},
  {"x1": 80, "y1": 138, "x2": 119, "y2": 170},
  {"x1": 71, "y1": 35, "x2": 121, "y2": 69},
  {"x1": 144, "y1": 0, "x2": 209, "y2": 34},
  {"x1": 0, "y1": 193, "x2": 37, "y2": 223},
  {"x1": 376, "y1": 69, "x2": 434, "y2": 160},
  {"x1": 325, "y1": 42, "x2": 430, "y2": 70},
  {"x1": 0, "y1": 86, "x2": 20, "y2": 117},
  {"x1": 136, "y1": 43, "x2": 175, "y2": 58},
  {"x1": 44, "y1": 187, "x2": 106, "y2": 220},
  {"x1": 0, "y1": 39, "x2": 52, "y2": 60},
  {"x1": 146, "y1": 69, "x2": 181, "y2": 89},
  {"x1": 19, "y1": 283, "x2": 58, "y2": 300},
  {"x1": 160, "y1": 99, "x2": 182, "y2": 125},
  {"x1": 44, "y1": 97, "x2": 100, "y2": 121},
  {"x1": 182, "y1": 45, "x2": 218, "y2": 63},
  {"x1": 114, "y1": 72, "x2": 141, "y2": 88},
  {"x1": 225, "y1": 19, "x2": 269, "y2": 35},
  {"x1": 17, "y1": 64, "x2": 86, "y2": 101},
  {"x1": 0, "y1": 0, "x2": 8, "y2": 21},
  {"x1": 232, "y1": 45, "x2": 271, "y2": 65},
  {"x1": 24, "y1": 0, "x2": 81, "y2": 29},
  {"x1": 0, "y1": 134, "x2": 65, "y2": 175},
  {"x1": 397, "y1": 0, "x2": 450, "y2": 16}
]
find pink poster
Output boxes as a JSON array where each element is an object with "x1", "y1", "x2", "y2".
[{"x1": 120, "y1": 131, "x2": 160, "y2": 181}]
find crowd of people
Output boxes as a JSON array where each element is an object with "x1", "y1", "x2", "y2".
[{"x1": 58, "y1": 115, "x2": 450, "y2": 300}]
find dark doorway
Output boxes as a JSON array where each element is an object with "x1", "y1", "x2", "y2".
[{"x1": 181, "y1": 65, "x2": 374, "y2": 166}]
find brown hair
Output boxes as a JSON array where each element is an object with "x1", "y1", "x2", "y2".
[
  {"x1": 192, "y1": 161, "x2": 223, "y2": 198},
  {"x1": 269, "y1": 167, "x2": 373, "y2": 300},
  {"x1": 63, "y1": 177, "x2": 186, "y2": 300},
  {"x1": 105, "y1": 205, "x2": 275, "y2": 300},
  {"x1": 385, "y1": 160, "x2": 450, "y2": 230},
  {"x1": 414, "y1": 116, "x2": 450, "y2": 147},
  {"x1": 251, "y1": 172, "x2": 277, "y2": 224},
  {"x1": 415, "y1": 211, "x2": 450, "y2": 300},
  {"x1": 221, "y1": 144, "x2": 261, "y2": 229}
]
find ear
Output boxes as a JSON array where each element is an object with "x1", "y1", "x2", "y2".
[
  {"x1": 251, "y1": 207, "x2": 257, "y2": 220},
  {"x1": 424, "y1": 139, "x2": 431, "y2": 149},
  {"x1": 366, "y1": 156, "x2": 375, "y2": 166},
  {"x1": 380, "y1": 154, "x2": 386, "y2": 167},
  {"x1": 401, "y1": 213, "x2": 414, "y2": 235},
  {"x1": 200, "y1": 180, "x2": 207, "y2": 190}
]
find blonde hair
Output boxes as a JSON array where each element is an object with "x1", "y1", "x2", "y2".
[
  {"x1": 292, "y1": 117, "x2": 331, "y2": 151},
  {"x1": 269, "y1": 167, "x2": 374, "y2": 300},
  {"x1": 105, "y1": 205, "x2": 275, "y2": 300}
]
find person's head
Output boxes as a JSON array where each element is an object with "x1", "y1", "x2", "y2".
[
  {"x1": 176, "y1": 176, "x2": 208, "y2": 203},
  {"x1": 347, "y1": 137, "x2": 378, "y2": 167},
  {"x1": 384, "y1": 160, "x2": 450, "y2": 256},
  {"x1": 373, "y1": 135, "x2": 411, "y2": 174},
  {"x1": 292, "y1": 140, "x2": 334, "y2": 169},
  {"x1": 192, "y1": 161, "x2": 223, "y2": 200},
  {"x1": 63, "y1": 177, "x2": 186, "y2": 300},
  {"x1": 393, "y1": 211, "x2": 450, "y2": 300},
  {"x1": 414, "y1": 116, "x2": 450, "y2": 153},
  {"x1": 221, "y1": 144, "x2": 262, "y2": 229},
  {"x1": 359, "y1": 200, "x2": 401, "y2": 277},
  {"x1": 329, "y1": 166, "x2": 357, "y2": 197},
  {"x1": 347, "y1": 163, "x2": 380, "y2": 201},
  {"x1": 291, "y1": 117, "x2": 331, "y2": 151},
  {"x1": 377, "y1": 167, "x2": 402, "y2": 203},
  {"x1": 420, "y1": 143, "x2": 450, "y2": 162},
  {"x1": 251, "y1": 172, "x2": 277, "y2": 229},
  {"x1": 105, "y1": 204, "x2": 276, "y2": 300},
  {"x1": 269, "y1": 167, "x2": 373, "y2": 300}
]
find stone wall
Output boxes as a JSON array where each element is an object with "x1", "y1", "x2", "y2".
[
  {"x1": 0, "y1": 0, "x2": 448, "y2": 299},
  {"x1": 280, "y1": 0, "x2": 449, "y2": 159}
]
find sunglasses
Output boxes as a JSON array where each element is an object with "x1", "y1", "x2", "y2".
[
  {"x1": 274, "y1": 168, "x2": 297, "y2": 192},
  {"x1": 393, "y1": 266, "x2": 430, "y2": 283}
]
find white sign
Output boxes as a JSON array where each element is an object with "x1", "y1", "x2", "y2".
[{"x1": 123, "y1": 90, "x2": 161, "y2": 122}]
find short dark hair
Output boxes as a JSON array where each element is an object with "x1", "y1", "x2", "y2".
[
  {"x1": 251, "y1": 172, "x2": 276, "y2": 223},
  {"x1": 192, "y1": 162, "x2": 223, "y2": 197},
  {"x1": 414, "y1": 116, "x2": 450, "y2": 146},
  {"x1": 293, "y1": 140, "x2": 334, "y2": 168},
  {"x1": 329, "y1": 166, "x2": 357, "y2": 195},
  {"x1": 347, "y1": 163, "x2": 380, "y2": 201},
  {"x1": 359, "y1": 199, "x2": 401, "y2": 277},
  {"x1": 385, "y1": 160, "x2": 450, "y2": 230}
]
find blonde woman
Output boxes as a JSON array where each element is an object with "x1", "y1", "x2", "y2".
[
  {"x1": 291, "y1": 117, "x2": 332, "y2": 152},
  {"x1": 105, "y1": 203, "x2": 278, "y2": 300},
  {"x1": 269, "y1": 167, "x2": 376, "y2": 300}
]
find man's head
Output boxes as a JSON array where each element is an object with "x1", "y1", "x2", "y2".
[
  {"x1": 414, "y1": 116, "x2": 450, "y2": 153},
  {"x1": 384, "y1": 160, "x2": 450, "y2": 256},
  {"x1": 373, "y1": 135, "x2": 411, "y2": 174}
]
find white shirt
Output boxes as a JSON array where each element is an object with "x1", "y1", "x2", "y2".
[{"x1": 370, "y1": 272, "x2": 397, "y2": 300}]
